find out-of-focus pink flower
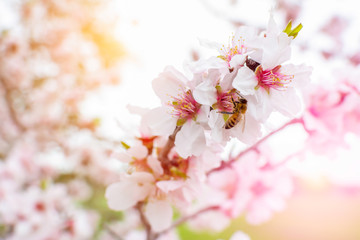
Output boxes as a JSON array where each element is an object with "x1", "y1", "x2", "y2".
[{"x1": 208, "y1": 151, "x2": 293, "y2": 225}]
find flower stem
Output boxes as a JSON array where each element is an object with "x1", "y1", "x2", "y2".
[
  {"x1": 209, "y1": 117, "x2": 303, "y2": 174},
  {"x1": 136, "y1": 202, "x2": 154, "y2": 240},
  {"x1": 154, "y1": 205, "x2": 219, "y2": 239},
  {"x1": 158, "y1": 126, "x2": 182, "y2": 174}
]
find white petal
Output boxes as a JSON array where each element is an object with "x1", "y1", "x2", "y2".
[
  {"x1": 281, "y1": 64, "x2": 313, "y2": 89},
  {"x1": 262, "y1": 33, "x2": 291, "y2": 70},
  {"x1": 152, "y1": 66, "x2": 187, "y2": 103},
  {"x1": 210, "y1": 113, "x2": 227, "y2": 143},
  {"x1": 196, "y1": 105, "x2": 211, "y2": 125},
  {"x1": 232, "y1": 112, "x2": 262, "y2": 145},
  {"x1": 235, "y1": 26, "x2": 257, "y2": 42},
  {"x1": 229, "y1": 231, "x2": 251, "y2": 240},
  {"x1": 156, "y1": 180, "x2": 185, "y2": 193},
  {"x1": 147, "y1": 155, "x2": 164, "y2": 176},
  {"x1": 187, "y1": 56, "x2": 227, "y2": 74},
  {"x1": 198, "y1": 37, "x2": 223, "y2": 50},
  {"x1": 105, "y1": 173, "x2": 154, "y2": 211},
  {"x1": 128, "y1": 144, "x2": 148, "y2": 160},
  {"x1": 143, "y1": 107, "x2": 177, "y2": 136},
  {"x1": 266, "y1": 13, "x2": 279, "y2": 37},
  {"x1": 193, "y1": 79, "x2": 217, "y2": 106},
  {"x1": 144, "y1": 200, "x2": 173, "y2": 232},
  {"x1": 116, "y1": 152, "x2": 133, "y2": 163},
  {"x1": 232, "y1": 67, "x2": 257, "y2": 95},
  {"x1": 229, "y1": 54, "x2": 247, "y2": 69},
  {"x1": 175, "y1": 121, "x2": 206, "y2": 158},
  {"x1": 221, "y1": 70, "x2": 238, "y2": 91},
  {"x1": 250, "y1": 91, "x2": 272, "y2": 122},
  {"x1": 271, "y1": 88, "x2": 302, "y2": 117}
]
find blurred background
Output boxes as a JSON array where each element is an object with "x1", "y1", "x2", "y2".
[{"x1": 1, "y1": 0, "x2": 360, "y2": 239}]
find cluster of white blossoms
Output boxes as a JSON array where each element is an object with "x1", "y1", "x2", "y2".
[
  {"x1": 106, "y1": 15, "x2": 312, "y2": 240},
  {"x1": 145, "y1": 15, "x2": 311, "y2": 157}
]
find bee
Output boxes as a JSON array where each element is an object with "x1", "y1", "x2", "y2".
[{"x1": 218, "y1": 93, "x2": 247, "y2": 131}]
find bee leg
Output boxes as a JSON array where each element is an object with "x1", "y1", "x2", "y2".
[{"x1": 217, "y1": 111, "x2": 234, "y2": 114}]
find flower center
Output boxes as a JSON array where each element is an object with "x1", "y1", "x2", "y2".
[
  {"x1": 255, "y1": 65, "x2": 294, "y2": 92},
  {"x1": 170, "y1": 90, "x2": 200, "y2": 120},
  {"x1": 214, "y1": 87, "x2": 240, "y2": 113},
  {"x1": 218, "y1": 35, "x2": 247, "y2": 66}
]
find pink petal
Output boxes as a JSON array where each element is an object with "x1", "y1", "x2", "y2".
[
  {"x1": 147, "y1": 156, "x2": 164, "y2": 176},
  {"x1": 152, "y1": 66, "x2": 188, "y2": 103},
  {"x1": 105, "y1": 172, "x2": 154, "y2": 211},
  {"x1": 144, "y1": 200, "x2": 173, "y2": 232},
  {"x1": 156, "y1": 180, "x2": 184, "y2": 193},
  {"x1": 175, "y1": 121, "x2": 206, "y2": 158},
  {"x1": 193, "y1": 79, "x2": 217, "y2": 106},
  {"x1": 232, "y1": 67, "x2": 258, "y2": 95},
  {"x1": 143, "y1": 107, "x2": 177, "y2": 136}
]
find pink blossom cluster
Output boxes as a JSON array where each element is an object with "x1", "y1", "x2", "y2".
[
  {"x1": 105, "y1": 15, "x2": 311, "y2": 240},
  {"x1": 0, "y1": 0, "x2": 125, "y2": 239},
  {"x1": 4, "y1": 0, "x2": 360, "y2": 239},
  {"x1": 302, "y1": 68, "x2": 360, "y2": 155}
]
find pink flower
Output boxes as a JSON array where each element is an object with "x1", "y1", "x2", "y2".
[
  {"x1": 192, "y1": 69, "x2": 262, "y2": 144},
  {"x1": 106, "y1": 172, "x2": 155, "y2": 211},
  {"x1": 144, "y1": 66, "x2": 209, "y2": 158},
  {"x1": 197, "y1": 26, "x2": 262, "y2": 71},
  {"x1": 231, "y1": 15, "x2": 312, "y2": 121},
  {"x1": 209, "y1": 152, "x2": 293, "y2": 225}
]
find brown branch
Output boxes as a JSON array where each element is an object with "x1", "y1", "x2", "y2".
[
  {"x1": 158, "y1": 126, "x2": 182, "y2": 174},
  {"x1": 208, "y1": 117, "x2": 303, "y2": 174},
  {"x1": 136, "y1": 202, "x2": 154, "y2": 240},
  {"x1": 154, "y1": 205, "x2": 219, "y2": 239}
]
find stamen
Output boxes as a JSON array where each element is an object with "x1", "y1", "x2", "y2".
[
  {"x1": 218, "y1": 34, "x2": 247, "y2": 66},
  {"x1": 169, "y1": 90, "x2": 201, "y2": 119},
  {"x1": 255, "y1": 65, "x2": 294, "y2": 92}
]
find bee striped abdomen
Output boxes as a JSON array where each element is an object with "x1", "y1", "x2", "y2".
[{"x1": 224, "y1": 114, "x2": 241, "y2": 129}]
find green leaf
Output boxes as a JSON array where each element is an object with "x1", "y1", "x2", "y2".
[{"x1": 283, "y1": 21, "x2": 303, "y2": 39}]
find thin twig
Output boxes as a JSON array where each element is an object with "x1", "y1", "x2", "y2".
[
  {"x1": 158, "y1": 126, "x2": 182, "y2": 174},
  {"x1": 154, "y1": 205, "x2": 219, "y2": 239},
  {"x1": 136, "y1": 202, "x2": 153, "y2": 240},
  {"x1": 208, "y1": 117, "x2": 303, "y2": 174},
  {"x1": 104, "y1": 225, "x2": 124, "y2": 240}
]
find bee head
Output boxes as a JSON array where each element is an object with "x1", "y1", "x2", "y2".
[{"x1": 239, "y1": 98, "x2": 247, "y2": 104}]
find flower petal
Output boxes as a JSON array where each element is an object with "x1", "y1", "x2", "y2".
[
  {"x1": 105, "y1": 172, "x2": 154, "y2": 211},
  {"x1": 271, "y1": 88, "x2": 302, "y2": 117},
  {"x1": 193, "y1": 79, "x2": 217, "y2": 106},
  {"x1": 152, "y1": 66, "x2": 188, "y2": 103},
  {"x1": 147, "y1": 155, "x2": 164, "y2": 176},
  {"x1": 156, "y1": 180, "x2": 185, "y2": 193},
  {"x1": 232, "y1": 67, "x2": 257, "y2": 95},
  {"x1": 144, "y1": 200, "x2": 173, "y2": 232},
  {"x1": 175, "y1": 121, "x2": 206, "y2": 158},
  {"x1": 143, "y1": 107, "x2": 177, "y2": 136}
]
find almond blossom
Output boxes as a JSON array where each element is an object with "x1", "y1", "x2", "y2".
[
  {"x1": 232, "y1": 16, "x2": 312, "y2": 121},
  {"x1": 145, "y1": 66, "x2": 209, "y2": 158}
]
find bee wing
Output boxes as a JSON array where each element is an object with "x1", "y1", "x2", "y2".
[{"x1": 240, "y1": 114, "x2": 246, "y2": 132}]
